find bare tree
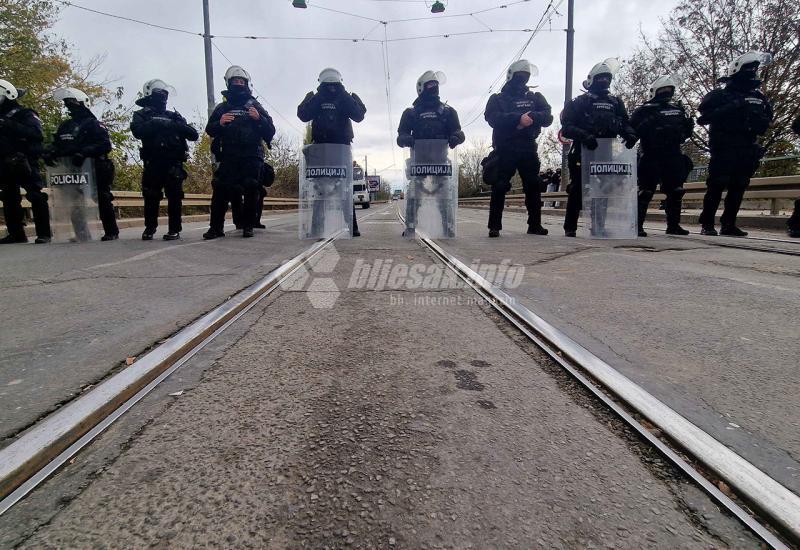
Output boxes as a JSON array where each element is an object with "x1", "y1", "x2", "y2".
[
  {"x1": 457, "y1": 138, "x2": 489, "y2": 197},
  {"x1": 615, "y1": 0, "x2": 800, "y2": 158}
]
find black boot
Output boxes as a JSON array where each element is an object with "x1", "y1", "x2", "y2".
[
  {"x1": 720, "y1": 226, "x2": 748, "y2": 237},
  {"x1": 700, "y1": 226, "x2": 718, "y2": 236},
  {"x1": 665, "y1": 225, "x2": 690, "y2": 236},
  {"x1": 163, "y1": 232, "x2": 180, "y2": 241},
  {"x1": 203, "y1": 229, "x2": 225, "y2": 240},
  {"x1": 0, "y1": 234, "x2": 28, "y2": 244},
  {"x1": 142, "y1": 229, "x2": 156, "y2": 241},
  {"x1": 527, "y1": 226, "x2": 548, "y2": 235}
]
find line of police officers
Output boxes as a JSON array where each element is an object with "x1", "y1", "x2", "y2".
[{"x1": 0, "y1": 50, "x2": 797, "y2": 244}]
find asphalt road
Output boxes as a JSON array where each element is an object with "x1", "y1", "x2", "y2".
[
  {"x1": 2, "y1": 208, "x2": 755, "y2": 548},
  {"x1": 0, "y1": 211, "x2": 311, "y2": 445},
  {"x1": 442, "y1": 205, "x2": 800, "y2": 494}
]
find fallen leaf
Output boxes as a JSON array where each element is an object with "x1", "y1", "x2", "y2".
[
  {"x1": 125, "y1": 357, "x2": 136, "y2": 366},
  {"x1": 168, "y1": 390, "x2": 184, "y2": 397},
  {"x1": 717, "y1": 481, "x2": 734, "y2": 497}
]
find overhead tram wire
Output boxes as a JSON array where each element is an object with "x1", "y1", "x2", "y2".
[
  {"x1": 461, "y1": 0, "x2": 561, "y2": 125},
  {"x1": 210, "y1": 41, "x2": 306, "y2": 138},
  {"x1": 380, "y1": 25, "x2": 397, "y2": 169},
  {"x1": 461, "y1": 0, "x2": 564, "y2": 128}
]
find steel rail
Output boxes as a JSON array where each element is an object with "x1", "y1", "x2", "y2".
[
  {"x1": 642, "y1": 225, "x2": 800, "y2": 256},
  {"x1": 0, "y1": 235, "x2": 340, "y2": 514},
  {"x1": 396, "y1": 207, "x2": 797, "y2": 547}
]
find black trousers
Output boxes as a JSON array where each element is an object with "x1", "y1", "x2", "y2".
[
  {"x1": 699, "y1": 145, "x2": 760, "y2": 229},
  {"x1": 0, "y1": 157, "x2": 51, "y2": 238},
  {"x1": 487, "y1": 148, "x2": 542, "y2": 231},
  {"x1": 209, "y1": 157, "x2": 261, "y2": 232},
  {"x1": 564, "y1": 147, "x2": 583, "y2": 232},
  {"x1": 142, "y1": 160, "x2": 186, "y2": 233},
  {"x1": 637, "y1": 152, "x2": 691, "y2": 229},
  {"x1": 255, "y1": 185, "x2": 267, "y2": 225},
  {"x1": 95, "y1": 158, "x2": 119, "y2": 236},
  {"x1": 788, "y1": 199, "x2": 800, "y2": 231}
]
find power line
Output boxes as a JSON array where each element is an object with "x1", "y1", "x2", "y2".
[
  {"x1": 57, "y1": 0, "x2": 202, "y2": 36},
  {"x1": 380, "y1": 26, "x2": 397, "y2": 168},
  {"x1": 462, "y1": 0, "x2": 564, "y2": 128}
]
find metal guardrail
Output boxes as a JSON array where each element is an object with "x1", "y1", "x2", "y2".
[
  {"x1": 1, "y1": 190, "x2": 300, "y2": 210},
  {"x1": 460, "y1": 175, "x2": 800, "y2": 215}
]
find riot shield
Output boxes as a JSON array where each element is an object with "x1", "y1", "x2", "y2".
[
  {"x1": 299, "y1": 143, "x2": 353, "y2": 240},
  {"x1": 581, "y1": 138, "x2": 637, "y2": 239},
  {"x1": 45, "y1": 157, "x2": 100, "y2": 242},
  {"x1": 404, "y1": 139, "x2": 457, "y2": 239}
]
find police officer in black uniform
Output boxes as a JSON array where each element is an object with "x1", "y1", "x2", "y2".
[
  {"x1": 298, "y1": 67, "x2": 366, "y2": 237},
  {"x1": 484, "y1": 60, "x2": 552, "y2": 238},
  {"x1": 204, "y1": 66, "x2": 275, "y2": 239},
  {"x1": 561, "y1": 58, "x2": 637, "y2": 237},
  {"x1": 44, "y1": 87, "x2": 119, "y2": 241},
  {"x1": 131, "y1": 79, "x2": 199, "y2": 241},
  {"x1": 630, "y1": 75, "x2": 694, "y2": 236},
  {"x1": 398, "y1": 70, "x2": 465, "y2": 238},
  {"x1": 698, "y1": 52, "x2": 774, "y2": 237},
  {"x1": 0, "y1": 79, "x2": 51, "y2": 244},
  {"x1": 788, "y1": 115, "x2": 800, "y2": 238}
]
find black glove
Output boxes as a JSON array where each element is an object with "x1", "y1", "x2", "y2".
[
  {"x1": 397, "y1": 134, "x2": 414, "y2": 148},
  {"x1": 584, "y1": 135, "x2": 599, "y2": 150},
  {"x1": 72, "y1": 153, "x2": 86, "y2": 167},
  {"x1": 448, "y1": 135, "x2": 461, "y2": 149},
  {"x1": 622, "y1": 133, "x2": 638, "y2": 149}
]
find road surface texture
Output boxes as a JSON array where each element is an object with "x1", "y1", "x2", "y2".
[
  {"x1": 447, "y1": 205, "x2": 800, "y2": 495},
  {"x1": 0, "y1": 212, "x2": 310, "y2": 445},
  {"x1": 1, "y1": 208, "x2": 756, "y2": 548}
]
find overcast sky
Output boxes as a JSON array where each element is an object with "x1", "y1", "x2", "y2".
[{"x1": 54, "y1": 0, "x2": 679, "y2": 187}]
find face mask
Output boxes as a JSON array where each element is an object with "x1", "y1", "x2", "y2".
[
  {"x1": 323, "y1": 84, "x2": 340, "y2": 97},
  {"x1": 422, "y1": 82, "x2": 439, "y2": 96},
  {"x1": 227, "y1": 83, "x2": 249, "y2": 98},
  {"x1": 654, "y1": 89, "x2": 674, "y2": 102},
  {"x1": 590, "y1": 75, "x2": 612, "y2": 92},
  {"x1": 510, "y1": 72, "x2": 530, "y2": 87},
  {"x1": 150, "y1": 90, "x2": 169, "y2": 110},
  {"x1": 0, "y1": 96, "x2": 5, "y2": 107},
  {"x1": 64, "y1": 100, "x2": 85, "y2": 117}
]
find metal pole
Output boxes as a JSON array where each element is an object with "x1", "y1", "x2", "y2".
[
  {"x1": 202, "y1": 0, "x2": 216, "y2": 117},
  {"x1": 560, "y1": 0, "x2": 575, "y2": 189}
]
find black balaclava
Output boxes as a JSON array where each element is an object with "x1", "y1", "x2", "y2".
[
  {"x1": 64, "y1": 98, "x2": 90, "y2": 118},
  {"x1": 419, "y1": 80, "x2": 440, "y2": 106},
  {"x1": 149, "y1": 89, "x2": 169, "y2": 112},
  {"x1": 730, "y1": 61, "x2": 761, "y2": 90},
  {"x1": 589, "y1": 73, "x2": 612, "y2": 95},
  {"x1": 321, "y1": 82, "x2": 343, "y2": 98},
  {"x1": 226, "y1": 78, "x2": 250, "y2": 104},
  {"x1": 653, "y1": 86, "x2": 675, "y2": 103},
  {"x1": 509, "y1": 71, "x2": 530, "y2": 92}
]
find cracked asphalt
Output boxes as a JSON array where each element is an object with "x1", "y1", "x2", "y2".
[
  {"x1": 449, "y1": 206, "x2": 800, "y2": 495},
  {"x1": 1, "y1": 207, "x2": 757, "y2": 548},
  {"x1": 0, "y1": 212, "x2": 309, "y2": 445}
]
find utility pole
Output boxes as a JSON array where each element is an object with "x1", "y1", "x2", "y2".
[
  {"x1": 202, "y1": 0, "x2": 216, "y2": 117},
  {"x1": 561, "y1": 0, "x2": 575, "y2": 189}
]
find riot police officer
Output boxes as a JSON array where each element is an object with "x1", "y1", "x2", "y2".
[
  {"x1": 204, "y1": 66, "x2": 275, "y2": 239},
  {"x1": 698, "y1": 51, "x2": 774, "y2": 237},
  {"x1": 788, "y1": 115, "x2": 800, "y2": 238},
  {"x1": 484, "y1": 60, "x2": 552, "y2": 238},
  {"x1": 398, "y1": 70, "x2": 465, "y2": 238},
  {"x1": 131, "y1": 79, "x2": 198, "y2": 241},
  {"x1": 298, "y1": 67, "x2": 366, "y2": 237},
  {"x1": 561, "y1": 59, "x2": 637, "y2": 237},
  {"x1": 630, "y1": 75, "x2": 694, "y2": 236},
  {"x1": 44, "y1": 87, "x2": 119, "y2": 241},
  {"x1": 0, "y1": 79, "x2": 51, "y2": 244}
]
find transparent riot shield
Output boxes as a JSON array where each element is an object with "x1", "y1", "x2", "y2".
[
  {"x1": 581, "y1": 138, "x2": 637, "y2": 239},
  {"x1": 404, "y1": 139, "x2": 458, "y2": 239},
  {"x1": 299, "y1": 143, "x2": 353, "y2": 240},
  {"x1": 45, "y1": 157, "x2": 100, "y2": 242}
]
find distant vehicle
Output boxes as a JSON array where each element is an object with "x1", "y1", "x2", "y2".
[
  {"x1": 353, "y1": 182, "x2": 370, "y2": 209},
  {"x1": 392, "y1": 190, "x2": 402, "y2": 201}
]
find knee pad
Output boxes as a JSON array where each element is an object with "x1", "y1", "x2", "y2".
[{"x1": 638, "y1": 189, "x2": 655, "y2": 202}]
